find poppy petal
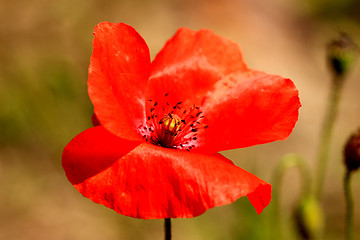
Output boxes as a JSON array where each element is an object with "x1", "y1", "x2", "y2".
[
  {"x1": 147, "y1": 27, "x2": 247, "y2": 108},
  {"x1": 62, "y1": 126, "x2": 139, "y2": 185},
  {"x1": 88, "y1": 22, "x2": 151, "y2": 141},
  {"x1": 195, "y1": 70, "x2": 301, "y2": 153},
  {"x1": 68, "y1": 143, "x2": 271, "y2": 219}
]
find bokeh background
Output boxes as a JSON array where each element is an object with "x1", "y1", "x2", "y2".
[{"x1": 0, "y1": 0, "x2": 359, "y2": 239}]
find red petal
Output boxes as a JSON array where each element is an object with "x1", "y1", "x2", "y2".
[
  {"x1": 196, "y1": 71, "x2": 301, "y2": 153},
  {"x1": 88, "y1": 22, "x2": 151, "y2": 141},
  {"x1": 62, "y1": 126, "x2": 138, "y2": 185},
  {"x1": 68, "y1": 143, "x2": 271, "y2": 219},
  {"x1": 147, "y1": 27, "x2": 248, "y2": 108}
]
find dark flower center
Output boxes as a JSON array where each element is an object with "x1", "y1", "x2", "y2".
[{"x1": 138, "y1": 94, "x2": 207, "y2": 151}]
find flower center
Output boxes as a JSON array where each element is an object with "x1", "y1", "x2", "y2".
[
  {"x1": 161, "y1": 113, "x2": 183, "y2": 132},
  {"x1": 138, "y1": 94, "x2": 207, "y2": 151},
  {"x1": 152, "y1": 113, "x2": 184, "y2": 148}
]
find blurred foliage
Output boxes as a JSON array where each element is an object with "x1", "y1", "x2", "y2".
[
  {"x1": 303, "y1": 0, "x2": 360, "y2": 22},
  {"x1": 0, "y1": 57, "x2": 91, "y2": 150}
]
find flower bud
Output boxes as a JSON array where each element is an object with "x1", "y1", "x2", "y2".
[
  {"x1": 327, "y1": 32, "x2": 358, "y2": 79},
  {"x1": 344, "y1": 128, "x2": 360, "y2": 172},
  {"x1": 294, "y1": 195, "x2": 324, "y2": 240}
]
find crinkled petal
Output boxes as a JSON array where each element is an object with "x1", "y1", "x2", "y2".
[
  {"x1": 62, "y1": 126, "x2": 139, "y2": 185},
  {"x1": 88, "y1": 22, "x2": 150, "y2": 141},
  {"x1": 146, "y1": 27, "x2": 248, "y2": 108},
  {"x1": 67, "y1": 143, "x2": 271, "y2": 219},
  {"x1": 195, "y1": 70, "x2": 301, "y2": 153}
]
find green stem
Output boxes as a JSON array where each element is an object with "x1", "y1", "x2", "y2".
[
  {"x1": 164, "y1": 218, "x2": 171, "y2": 240},
  {"x1": 344, "y1": 170, "x2": 354, "y2": 240},
  {"x1": 314, "y1": 76, "x2": 345, "y2": 199},
  {"x1": 271, "y1": 154, "x2": 311, "y2": 239}
]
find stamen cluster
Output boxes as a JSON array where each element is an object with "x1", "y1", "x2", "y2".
[{"x1": 139, "y1": 93, "x2": 208, "y2": 151}]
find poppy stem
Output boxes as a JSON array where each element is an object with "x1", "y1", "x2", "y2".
[
  {"x1": 164, "y1": 218, "x2": 171, "y2": 240},
  {"x1": 344, "y1": 170, "x2": 354, "y2": 240},
  {"x1": 271, "y1": 154, "x2": 311, "y2": 240},
  {"x1": 314, "y1": 75, "x2": 344, "y2": 199}
]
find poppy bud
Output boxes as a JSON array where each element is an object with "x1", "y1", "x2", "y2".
[
  {"x1": 344, "y1": 128, "x2": 360, "y2": 172},
  {"x1": 294, "y1": 195, "x2": 324, "y2": 240},
  {"x1": 327, "y1": 32, "x2": 358, "y2": 79}
]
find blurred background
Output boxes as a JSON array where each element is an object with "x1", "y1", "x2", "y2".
[{"x1": 0, "y1": 0, "x2": 359, "y2": 239}]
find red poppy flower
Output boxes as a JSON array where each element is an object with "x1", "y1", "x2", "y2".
[{"x1": 62, "y1": 22, "x2": 301, "y2": 219}]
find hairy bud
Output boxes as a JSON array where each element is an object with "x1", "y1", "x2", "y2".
[
  {"x1": 327, "y1": 32, "x2": 358, "y2": 79},
  {"x1": 294, "y1": 196, "x2": 324, "y2": 239},
  {"x1": 344, "y1": 128, "x2": 360, "y2": 172}
]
